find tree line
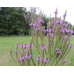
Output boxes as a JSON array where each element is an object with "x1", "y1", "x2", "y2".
[{"x1": 0, "y1": 7, "x2": 73, "y2": 36}]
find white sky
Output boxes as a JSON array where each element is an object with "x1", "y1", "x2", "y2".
[{"x1": 0, "y1": 0, "x2": 74, "y2": 25}]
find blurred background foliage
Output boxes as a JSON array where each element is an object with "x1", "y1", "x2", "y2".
[{"x1": 0, "y1": 7, "x2": 73, "y2": 36}]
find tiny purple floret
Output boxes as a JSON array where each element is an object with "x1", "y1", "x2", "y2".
[
  {"x1": 20, "y1": 55, "x2": 24, "y2": 59},
  {"x1": 56, "y1": 48, "x2": 58, "y2": 51},
  {"x1": 28, "y1": 43, "x2": 33, "y2": 47},
  {"x1": 17, "y1": 56, "x2": 24, "y2": 61},
  {"x1": 65, "y1": 59, "x2": 68, "y2": 63},
  {"x1": 52, "y1": 22, "x2": 55, "y2": 25},
  {"x1": 30, "y1": 23, "x2": 34, "y2": 27},
  {"x1": 54, "y1": 10, "x2": 58, "y2": 15},
  {"x1": 35, "y1": 27, "x2": 40, "y2": 31},
  {"x1": 60, "y1": 30, "x2": 65, "y2": 33},
  {"x1": 67, "y1": 44, "x2": 72, "y2": 48},
  {"x1": 69, "y1": 37, "x2": 71, "y2": 39},
  {"x1": 63, "y1": 13, "x2": 67, "y2": 19},
  {"x1": 19, "y1": 51, "x2": 22, "y2": 53},
  {"x1": 36, "y1": 17, "x2": 44, "y2": 23},
  {"x1": 60, "y1": 20, "x2": 63, "y2": 24},
  {"x1": 49, "y1": 33, "x2": 53, "y2": 37},
  {"x1": 17, "y1": 57, "x2": 21, "y2": 61},
  {"x1": 20, "y1": 44, "x2": 23, "y2": 47},
  {"x1": 56, "y1": 20, "x2": 60, "y2": 24},
  {"x1": 41, "y1": 45, "x2": 46, "y2": 50},
  {"x1": 9, "y1": 51, "x2": 12, "y2": 55},
  {"x1": 23, "y1": 44, "x2": 27, "y2": 48},
  {"x1": 36, "y1": 57, "x2": 42, "y2": 61},
  {"x1": 25, "y1": 53, "x2": 31, "y2": 59},
  {"x1": 24, "y1": 50, "x2": 26, "y2": 52},
  {"x1": 63, "y1": 24, "x2": 66, "y2": 27},
  {"x1": 15, "y1": 49, "x2": 18, "y2": 52},
  {"x1": 16, "y1": 44, "x2": 19, "y2": 48},
  {"x1": 44, "y1": 57, "x2": 49, "y2": 63},
  {"x1": 56, "y1": 50, "x2": 61, "y2": 53},
  {"x1": 64, "y1": 36, "x2": 68, "y2": 39}
]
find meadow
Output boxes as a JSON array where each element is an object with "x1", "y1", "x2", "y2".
[{"x1": 0, "y1": 36, "x2": 74, "y2": 66}]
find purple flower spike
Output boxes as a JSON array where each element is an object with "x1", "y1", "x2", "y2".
[
  {"x1": 46, "y1": 28, "x2": 49, "y2": 32},
  {"x1": 24, "y1": 50, "x2": 26, "y2": 52},
  {"x1": 42, "y1": 29, "x2": 46, "y2": 32},
  {"x1": 36, "y1": 17, "x2": 44, "y2": 23},
  {"x1": 63, "y1": 12, "x2": 67, "y2": 19},
  {"x1": 60, "y1": 30, "x2": 65, "y2": 33},
  {"x1": 69, "y1": 37, "x2": 71, "y2": 39},
  {"x1": 44, "y1": 57, "x2": 49, "y2": 63},
  {"x1": 9, "y1": 51, "x2": 12, "y2": 55},
  {"x1": 23, "y1": 44, "x2": 27, "y2": 48},
  {"x1": 64, "y1": 29, "x2": 69, "y2": 33},
  {"x1": 60, "y1": 20, "x2": 63, "y2": 24},
  {"x1": 19, "y1": 51, "x2": 22, "y2": 53},
  {"x1": 69, "y1": 29, "x2": 73, "y2": 34},
  {"x1": 15, "y1": 49, "x2": 18, "y2": 52},
  {"x1": 17, "y1": 56, "x2": 24, "y2": 61},
  {"x1": 50, "y1": 25, "x2": 52, "y2": 28},
  {"x1": 41, "y1": 45, "x2": 46, "y2": 50},
  {"x1": 62, "y1": 59, "x2": 64, "y2": 62},
  {"x1": 26, "y1": 47, "x2": 28, "y2": 50},
  {"x1": 42, "y1": 27, "x2": 46, "y2": 32},
  {"x1": 64, "y1": 36, "x2": 68, "y2": 39},
  {"x1": 33, "y1": 24, "x2": 36, "y2": 27},
  {"x1": 63, "y1": 24, "x2": 66, "y2": 27},
  {"x1": 28, "y1": 43, "x2": 33, "y2": 47},
  {"x1": 69, "y1": 45, "x2": 72, "y2": 48},
  {"x1": 33, "y1": 23, "x2": 39, "y2": 28},
  {"x1": 56, "y1": 48, "x2": 58, "y2": 51},
  {"x1": 37, "y1": 57, "x2": 42, "y2": 61},
  {"x1": 30, "y1": 7, "x2": 36, "y2": 12},
  {"x1": 30, "y1": 23, "x2": 34, "y2": 27},
  {"x1": 46, "y1": 28, "x2": 52, "y2": 32},
  {"x1": 67, "y1": 44, "x2": 72, "y2": 48},
  {"x1": 35, "y1": 27, "x2": 40, "y2": 31},
  {"x1": 54, "y1": 9, "x2": 58, "y2": 15},
  {"x1": 49, "y1": 15, "x2": 51, "y2": 19},
  {"x1": 65, "y1": 59, "x2": 68, "y2": 63},
  {"x1": 17, "y1": 57, "x2": 21, "y2": 61},
  {"x1": 52, "y1": 22, "x2": 55, "y2": 25},
  {"x1": 56, "y1": 20, "x2": 60, "y2": 24},
  {"x1": 66, "y1": 44, "x2": 69, "y2": 47},
  {"x1": 56, "y1": 50, "x2": 61, "y2": 53},
  {"x1": 25, "y1": 53, "x2": 31, "y2": 59},
  {"x1": 20, "y1": 44, "x2": 23, "y2": 47},
  {"x1": 16, "y1": 44, "x2": 19, "y2": 48},
  {"x1": 35, "y1": 23, "x2": 39, "y2": 26},
  {"x1": 48, "y1": 29, "x2": 52, "y2": 32},
  {"x1": 60, "y1": 26, "x2": 63, "y2": 29},
  {"x1": 49, "y1": 33, "x2": 53, "y2": 37},
  {"x1": 20, "y1": 55, "x2": 24, "y2": 60}
]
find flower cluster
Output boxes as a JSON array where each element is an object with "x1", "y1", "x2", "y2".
[
  {"x1": 9, "y1": 9, "x2": 73, "y2": 66},
  {"x1": 9, "y1": 43, "x2": 33, "y2": 65},
  {"x1": 56, "y1": 48, "x2": 61, "y2": 53}
]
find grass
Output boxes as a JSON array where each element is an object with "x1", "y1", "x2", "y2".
[{"x1": 0, "y1": 36, "x2": 74, "y2": 66}]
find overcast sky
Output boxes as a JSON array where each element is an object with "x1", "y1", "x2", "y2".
[{"x1": 0, "y1": 0, "x2": 74, "y2": 25}]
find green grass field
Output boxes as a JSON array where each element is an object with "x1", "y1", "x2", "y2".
[{"x1": 0, "y1": 36, "x2": 74, "y2": 66}]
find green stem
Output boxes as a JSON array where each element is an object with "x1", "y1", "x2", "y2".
[{"x1": 11, "y1": 54, "x2": 16, "y2": 63}]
